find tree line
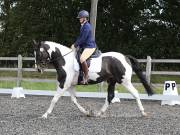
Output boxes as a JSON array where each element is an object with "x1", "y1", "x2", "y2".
[{"x1": 0, "y1": 0, "x2": 179, "y2": 58}]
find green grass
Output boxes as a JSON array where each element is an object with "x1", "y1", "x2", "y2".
[
  {"x1": 76, "y1": 85, "x2": 99, "y2": 92},
  {"x1": 1, "y1": 71, "x2": 180, "y2": 93},
  {"x1": 0, "y1": 81, "x2": 56, "y2": 90},
  {"x1": 0, "y1": 80, "x2": 180, "y2": 94},
  {"x1": 0, "y1": 71, "x2": 56, "y2": 79},
  {"x1": 0, "y1": 81, "x2": 101, "y2": 92},
  {"x1": 151, "y1": 75, "x2": 180, "y2": 84},
  {"x1": 22, "y1": 82, "x2": 56, "y2": 90},
  {"x1": 0, "y1": 81, "x2": 16, "y2": 89}
]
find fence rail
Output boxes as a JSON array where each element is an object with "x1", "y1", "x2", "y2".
[
  {"x1": 0, "y1": 55, "x2": 180, "y2": 87},
  {"x1": 1, "y1": 55, "x2": 180, "y2": 101},
  {"x1": 1, "y1": 55, "x2": 180, "y2": 88},
  {"x1": 0, "y1": 55, "x2": 57, "y2": 87}
]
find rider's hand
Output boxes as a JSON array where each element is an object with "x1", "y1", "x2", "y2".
[{"x1": 71, "y1": 44, "x2": 76, "y2": 50}]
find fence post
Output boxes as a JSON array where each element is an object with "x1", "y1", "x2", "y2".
[
  {"x1": 146, "y1": 56, "x2": 152, "y2": 83},
  {"x1": 17, "y1": 55, "x2": 22, "y2": 87},
  {"x1": 90, "y1": 0, "x2": 98, "y2": 39}
]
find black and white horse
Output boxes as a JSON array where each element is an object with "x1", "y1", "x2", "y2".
[{"x1": 33, "y1": 41, "x2": 154, "y2": 118}]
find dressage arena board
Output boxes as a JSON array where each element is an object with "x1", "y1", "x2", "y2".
[{"x1": 0, "y1": 95, "x2": 180, "y2": 135}]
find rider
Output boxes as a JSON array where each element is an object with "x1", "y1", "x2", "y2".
[{"x1": 71, "y1": 10, "x2": 96, "y2": 84}]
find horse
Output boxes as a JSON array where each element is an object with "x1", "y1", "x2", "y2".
[{"x1": 33, "y1": 40, "x2": 154, "y2": 118}]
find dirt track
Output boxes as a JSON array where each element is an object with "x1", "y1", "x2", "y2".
[{"x1": 0, "y1": 95, "x2": 180, "y2": 135}]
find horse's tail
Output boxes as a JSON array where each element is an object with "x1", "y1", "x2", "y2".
[{"x1": 126, "y1": 55, "x2": 154, "y2": 96}]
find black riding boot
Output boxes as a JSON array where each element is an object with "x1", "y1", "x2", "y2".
[{"x1": 81, "y1": 61, "x2": 89, "y2": 84}]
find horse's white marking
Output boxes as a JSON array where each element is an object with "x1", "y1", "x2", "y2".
[
  {"x1": 40, "y1": 48, "x2": 44, "y2": 52},
  {"x1": 44, "y1": 41, "x2": 71, "y2": 58},
  {"x1": 73, "y1": 58, "x2": 80, "y2": 71},
  {"x1": 88, "y1": 72, "x2": 100, "y2": 81},
  {"x1": 42, "y1": 88, "x2": 66, "y2": 118},
  {"x1": 73, "y1": 57, "x2": 102, "y2": 73},
  {"x1": 122, "y1": 79, "x2": 145, "y2": 114},
  {"x1": 68, "y1": 87, "x2": 90, "y2": 115},
  {"x1": 99, "y1": 98, "x2": 109, "y2": 114},
  {"x1": 88, "y1": 57, "x2": 102, "y2": 72}
]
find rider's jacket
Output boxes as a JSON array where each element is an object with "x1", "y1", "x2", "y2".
[{"x1": 74, "y1": 22, "x2": 96, "y2": 49}]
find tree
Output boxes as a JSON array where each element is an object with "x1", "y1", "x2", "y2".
[{"x1": 0, "y1": 0, "x2": 179, "y2": 59}]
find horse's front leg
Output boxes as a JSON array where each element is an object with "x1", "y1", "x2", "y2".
[
  {"x1": 69, "y1": 87, "x2": 109, "y2": 117},
  {"x1": 68, "y1": 87, "x2": 90, "y2": 116},
  {"x1": 42, "y1": 88, "x2": 66, "y2": 118}
]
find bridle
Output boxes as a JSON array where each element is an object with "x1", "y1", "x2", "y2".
[{"x1": 35, "y1": 49, "x2": 74, "y2": 65}]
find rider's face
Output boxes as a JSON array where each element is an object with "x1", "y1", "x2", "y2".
[{"x1": 79, "y1": 17, "x2": 86, "y2": 24}]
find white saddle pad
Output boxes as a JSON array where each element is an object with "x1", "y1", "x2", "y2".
[{"x1": 74, "y1": 56, "x2": 102, "y2": 73}]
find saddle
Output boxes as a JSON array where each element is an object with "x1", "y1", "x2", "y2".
[
  {"x1": 76, "y1": 48, "x2": 101, "y2": 84},
  {"x1": 76, "y1": 48, "x2": 101, "y2": 66}
]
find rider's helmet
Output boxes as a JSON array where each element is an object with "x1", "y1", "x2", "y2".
[{"x1": 77, "y1": 10, "x2": 89, "y2": 18}]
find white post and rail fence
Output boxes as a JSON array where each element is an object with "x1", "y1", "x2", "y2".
[{"x1": 0, "y1": 55, "x2": 180, "y2": 101}]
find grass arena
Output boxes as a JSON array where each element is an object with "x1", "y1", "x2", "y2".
[{"x1": 0, "y1": 94, "x2": 180, "y2": 135}]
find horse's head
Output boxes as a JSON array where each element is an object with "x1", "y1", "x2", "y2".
[
  {"x1": 33, "y1": 40, "x2": 70, "y2": 73},
  {"x1": 33, "y1": 40, "x2": 50, "y2": 73}
]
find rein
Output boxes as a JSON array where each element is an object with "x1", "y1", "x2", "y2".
[
  {"x1": 49, "y1": 50, "x2": 73, "y2": 63},
  {"x1": 62, "y1": 50, "x2": 73, "y2": 57}
]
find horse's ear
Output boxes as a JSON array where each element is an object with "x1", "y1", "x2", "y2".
[
  {"x1": 33, "y1": 40, "x2": 38, "y2": 45},
  {"x1": 32, "y1": 39, "x2": 40, "y2": 50}
]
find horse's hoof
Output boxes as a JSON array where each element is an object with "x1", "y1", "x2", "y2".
[
  {"x1": 85, "y1": 110, "x2": 91, "y2": 117},
  {"x1": 86, "y1": 110, "x2": 96, "y2": 117},
  {"x1": 86, "y1": 113, "x2": 91, "y2": 117},
  {"x1": 87, "y1": 110, "x2": 94, "y2": 117},
  {"x1": 143, "y1": 112, "x2": 148, "y2": 117},
  {"x1": 42, "y1": 113, "x2": 48, "y2": 119},
  {"x1": 142, "y1": 112, "x2": 150, "y2": 118},
  {"x1": 91, "y1": 110, "x2": 101, "y2": 117}
]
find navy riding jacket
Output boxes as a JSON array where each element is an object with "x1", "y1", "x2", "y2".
[{"x1": 74, "y1": 22, "x2": 96, "y2": 48}]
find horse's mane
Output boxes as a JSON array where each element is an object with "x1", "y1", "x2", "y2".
[{"x1": 44, "y1": 41, "x2": 71, "y2": 55}]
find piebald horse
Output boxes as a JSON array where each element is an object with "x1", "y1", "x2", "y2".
[{"x1": 33, "y1": 41, "x2": 153, "y2": 118}]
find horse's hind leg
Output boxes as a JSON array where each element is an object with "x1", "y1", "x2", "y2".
[
  {"x1": 68, "y1": 86, "x2": 90, "y2": 116},
  {"x1": 122, "y1": 80, "x2": 147, "y2": 116},
  {"x1": 95, "y1": 79, "x2": 116, "y2": 117},
  {"x1": 95, "y1": 98, "x2": 109, "y2": 117}
]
